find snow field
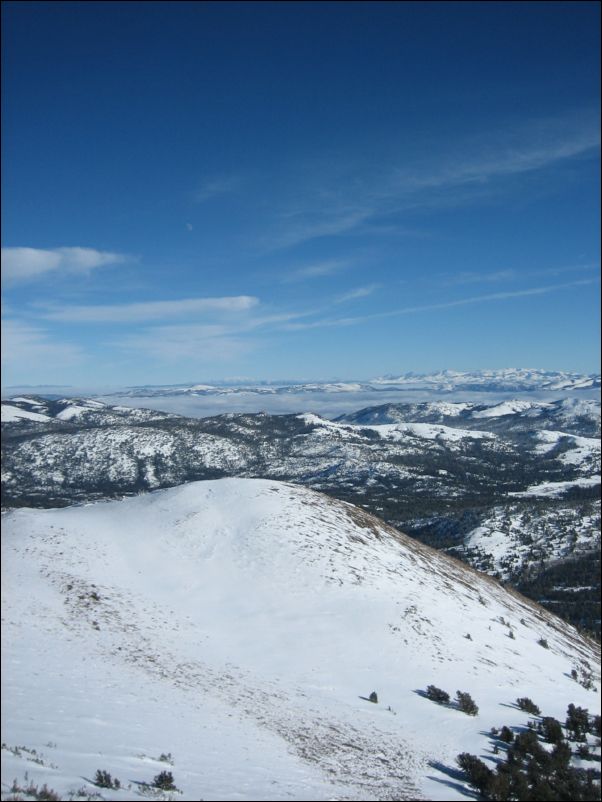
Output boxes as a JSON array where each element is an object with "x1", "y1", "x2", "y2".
[{"x1": 2, "y1": 479, "x2": 600, "y2": 800}]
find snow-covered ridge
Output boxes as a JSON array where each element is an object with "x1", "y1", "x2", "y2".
[
  {"x1": 0, "y1": 395, "x2": 176, "y2": 427},
  {"x1": 509, "y1": 475, "x2": 601, "y2": 498},
  {"x1": 97, "y1": 368, "x2": 601, "y2": 400},
  {"x1": 372, "y1": 368, "x2": 601, "y2": 392},
  {"x1": 471, "y1": 399, "x2": 538, "y2": 418},
  {"x1": 298, "y1": 413, "x2": 495, "y2": 442},
  {"x1": 2, "y1": 479, "x2": 599, "y2": 801},
  {"x1": 1, "y1": 404, "x2": 52, "y2": 423},
  {"x1": 338, "y1": 396, "x2": 600, "y2": 437},
  {"x1": 2, "y1": 393, "x2": 600, "y2": 638}
]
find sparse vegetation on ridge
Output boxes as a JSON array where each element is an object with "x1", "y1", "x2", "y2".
[
  {"x1": 423, "y1": 685, "x2": 479, "y2": 715},
  {"x1": 93, "y1": 769, "x2": 120, "y2": 789},
  {"x1": 2, "y1": 476, "x2": 599, "y2": 802},
  {"x1": 517, "y1": 696, "x2": 541, "y2": 715},
  {"x1": 426, "y1": 684, "x2": 450, "y2": 704},
  {"x1": 152, "y1": 770, "x2": 178, "y2": 791},
  {"x1": 458, "y1": 702, "x2": 602, "y2": 800},
  {"x1": 456, "y1": 690, "x2": 479, "y2": 716}
]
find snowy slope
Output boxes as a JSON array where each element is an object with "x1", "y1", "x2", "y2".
[
  {"x1": 0, "y1": 404, "x2": 52, "y2": 423},
  {"x1": 0, "y1": 396, "x2": 176, "y2": 429},
  {"x1": 3, "y1": 396, "x2": 600, "y2": 635},
  {"x1": 2, "y1": 479, "x2": 600, "y2": 801},
  {"x1": 338, "y1": 397, "x2": 601, "y2": 437}
]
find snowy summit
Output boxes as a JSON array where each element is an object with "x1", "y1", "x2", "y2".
[{"x1": 2, "y1": 478, "x2": 599, "y2": 800}]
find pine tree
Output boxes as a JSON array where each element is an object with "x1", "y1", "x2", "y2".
[{"x1": 456, "y1": 690, "x2": 479, "y2": 716}]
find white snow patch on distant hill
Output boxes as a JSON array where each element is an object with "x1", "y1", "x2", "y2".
[
  {"x1": 298, "y1": 414, "x2": 494, "y2": 443},
  {"x1": 1, "y1": 404, "x2": 51, "y2": 423},
  {"x1": 464, "y1": 526, "x2": 509, "y2": 558},
  {"x1": 55, "y1": 405, "x2": 91, "y2": 420},
  {"x1": 8, "y1": 396, "x2": 46, "y2": 406},
  {"x1": 471, "y1": 400, "x2": 537, "y2": 418},
  {"x1": 375, "y1": 422, "x2": 494, "y2": 442},
  {"x1": 426, "y1": 401, "x2": 473, "y2": 416},
  {"x1": 510, "y1": 475, "x2": 601, "y2": 497},
  {"x1": 534, "y1": 430, "x2": 600, "y2": 472}
]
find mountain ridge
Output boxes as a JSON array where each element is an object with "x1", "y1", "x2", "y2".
[
  {"x1": 2, "y1": 394, "x2": 600, "y2": 636},
  {"x1": 92, "y1": 368, "x2": 601, "y2": 400},
  {"x1": 2, "y1": 478, "x2": 600, "y2": 800}
]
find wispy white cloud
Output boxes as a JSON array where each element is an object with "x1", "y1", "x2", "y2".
[
  {"x1": 116, "y1": 323, "x2": 253, "y2": 363},
  {"x1": 39, "y1": 295, "x2": 259, "y2": 323},
  {"x1": 263, "y1": 111, "x2": 600, "y2": 250},
  {"x1": 440, "y1": 263, "x2": 599, "y2": 286},
  {"x1": 102, "y1": 303, "x2": 327, "y2": 365},
  {"x1": 194, "y1": 174, "x2": 244, "y2": 203},
  {"x1": 442, "y1": 270, "x2": 519, "y2": 285},
  {"x1": 268, "y1": 210, "x2": 373, "y2": 251},
  {"x1": 1, "y1": 247, "x2": 131, "y2": 283},
  {"x1": 279, "y1": 278, "x2": 600, "y2": 331},
  {"x1": 390, "y1": 127, "x2": 599, "y2": 195},
  {"x1": 1, "y1": 319, "x2": 84, "y2": 383},
  {"x1": 282, "y1": 258, "x2": 350, "y2": 282},
  {"x1": 334, "y1": 284, "x2": 380, "y2": 304}
]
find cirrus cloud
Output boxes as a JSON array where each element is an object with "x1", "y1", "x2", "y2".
[
  {"x1": 1, "y1": 246, "x2": 131, "y2": 283},
  {"x1": 38, "y1": 295, "x2": 259, "y2": 323},
  {"x1": 1, "y1": 319, "x2": 84, "y2": 385}
]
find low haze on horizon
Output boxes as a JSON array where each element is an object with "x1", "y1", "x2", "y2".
[{"x1": 1, "y1": 1, "x2": 600, "y2": 388}]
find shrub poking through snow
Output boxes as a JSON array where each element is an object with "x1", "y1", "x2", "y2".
[
  {"x1": 9, "y1": 779, "x2": 62, "y2": 801},
  {"x1": 152, "y1": 770, "x2": 177, "y2": 791},
  {"x1": 456, "y1": 690, "x2": 479, "y2": 716},
  {"x1": 516, "y1": 696, "x2": 541, "y2": 715},
  {"x1": 426, "y1": 684, "x2": 450, "y2": 704},
  {"x1": 94, "y1": 770, "x2": 120, "y2": 790},
  {"x1": 458, "y1": 706, "x2": 602, "y2": 801},
  {"x1": 499, "y1": 725, "x2": 514, "y2": 743}
]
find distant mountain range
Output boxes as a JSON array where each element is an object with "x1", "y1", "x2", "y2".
[{"x1": 104, "y1": 368, "x2": 601, "y2": 398}]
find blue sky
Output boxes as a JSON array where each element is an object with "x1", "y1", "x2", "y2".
[{"x1": 1, "y1": 1, "x2": 600, "y2": 388}]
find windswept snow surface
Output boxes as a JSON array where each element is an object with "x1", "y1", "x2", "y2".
[{"x1": 2, "y1": 479, "x2": 600, "y2": 801}]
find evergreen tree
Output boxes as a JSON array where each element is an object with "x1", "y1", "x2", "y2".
[
  {"x1": 566, "y1": 704, "x2": 590, "y2": 742},
  {"x1": 426, "y1": 685, "x2": 450, "y2": 704},
  {"x1": 539, "y1": 717, "x2": 564, "y2": 745},
  {"x1": 499, "y1": 725, "x2": 514, "y2": 743},
  {"x1": 516, "y1": 696, "x2": 541, "y2": 715},
  {"x1": 456, "y1": 690, "x2": 479, "y2": 716},
  {"x1": 456, "y1": 753, "x2": 493, "y2": 795}
]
